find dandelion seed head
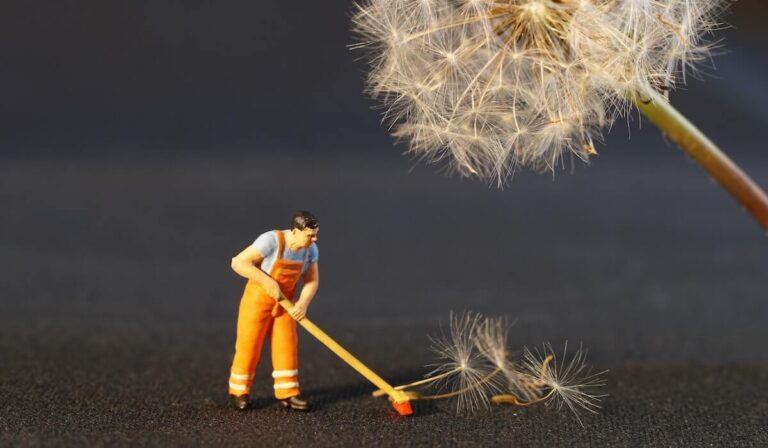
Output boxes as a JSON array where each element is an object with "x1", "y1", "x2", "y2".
[{"x1": 352, "y1": 0, "x2": 728, "y2": 184}]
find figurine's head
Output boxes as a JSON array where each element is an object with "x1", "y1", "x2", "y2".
[{"x1": 290, "y1": 210, "x2": 319, "y2": 248}]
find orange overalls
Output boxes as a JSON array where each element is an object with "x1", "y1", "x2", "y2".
[{"x1": 228, "y1": 230, "x2": 307, "y2": 399}]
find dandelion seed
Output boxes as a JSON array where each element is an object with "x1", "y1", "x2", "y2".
[
  {"x1": 426, "y1": 311, "x2": 504, "y2": 414},
  {"x1": 520, "y1": 342, "x2": 608, "y2": 426},
  {"x1": 473, "y1": 316, "x2": 538, "y2": 402},
  {"x1": 474, "y1": 316, "x2": 509, "y2": 370}
]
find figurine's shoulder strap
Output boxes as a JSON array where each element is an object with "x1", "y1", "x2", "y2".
[
  {"x1": 301, "y1": 241, "x2": 310, "y2": 264},
  {"x1": 273, "y1": 229, "x2": 284, "y2": 260}
]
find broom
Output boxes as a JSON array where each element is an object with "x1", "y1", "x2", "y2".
[{"x1": 276, "y1": 294, "x2": 413, "y2": 416}]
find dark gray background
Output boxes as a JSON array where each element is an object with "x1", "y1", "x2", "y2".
[{"x1": 1, "y1": 1, "x2": 767, "y2": 446}]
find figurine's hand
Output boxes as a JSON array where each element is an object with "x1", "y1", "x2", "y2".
[
  {"x1": 262, "y1": 278, "x2": 281, "y2": 299},
  {"x1": 290, "y1": 302, "x2": 308, "y2": 321}
]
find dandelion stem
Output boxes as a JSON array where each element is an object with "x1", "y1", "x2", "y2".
[
  {"x1": 491, "y1": 388, "x2": 556, "y2": 407},
  {"x1": 371, "y1": 367, "x2": 463, "y2": 397},
  {"x1": 632, "y1": 87, "x2": 768, "y2": 231}
]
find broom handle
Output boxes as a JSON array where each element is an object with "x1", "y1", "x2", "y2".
[{"x1": 276, "y1": 295, "x2": 409, "y2": 404}]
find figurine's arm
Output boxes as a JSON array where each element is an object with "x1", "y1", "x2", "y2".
[
  {"x1": 290, "y1": 262, "x2": 319, "y2": 321},
  {"x1": 230, "y1": 245, "x2": 281, "y2": 298}
]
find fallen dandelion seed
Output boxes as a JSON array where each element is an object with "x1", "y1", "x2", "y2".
[{"x1": 372, "y1": 311, "x2": 608, "y2": 425}]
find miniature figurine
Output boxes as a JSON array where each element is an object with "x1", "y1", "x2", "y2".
[{"x1": 227, "y1": 211, "x2": 319, "y2": 411}]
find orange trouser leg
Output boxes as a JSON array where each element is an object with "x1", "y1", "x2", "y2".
[
  {"x1": 269, "y1": 307, "x2": 300, "y2": 399},
  {"x1": 228, "y1": 284, "x2": 274, "y2": 396}
]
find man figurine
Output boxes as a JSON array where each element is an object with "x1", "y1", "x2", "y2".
[{"x1": 227, "y1": 211, "x2": 320, "y2": 411}]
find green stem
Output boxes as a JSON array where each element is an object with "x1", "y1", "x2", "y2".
[{"x1": 632, "y1": 87, "x2": 768, "y2": 232}]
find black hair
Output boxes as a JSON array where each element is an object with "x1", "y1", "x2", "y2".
[{"x1": 291, "y1": 210, "x2": 319, "y2": 230}]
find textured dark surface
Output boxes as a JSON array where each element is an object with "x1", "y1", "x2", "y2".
[
  {"x1": 1, "y1": 152, "x2": 767, "y2": 446},
  {"x1": 1, "y1": 2, "x2": 767, "y2": 445}
]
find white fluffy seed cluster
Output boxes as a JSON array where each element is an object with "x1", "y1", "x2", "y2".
[
  {"x1": 352, "y1": 0, "x2": 727, "y2": 183},
  {"x1": 428, "y1": 312, "x2": 605, "y2": 418}
]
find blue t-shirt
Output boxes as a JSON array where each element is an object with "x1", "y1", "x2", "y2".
[{"x1": 253, "y1": 230, "x2": 318, "y2": 276}]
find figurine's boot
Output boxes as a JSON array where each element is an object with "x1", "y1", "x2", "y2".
[
  {"x1": 229, "y1": 394, "x2": 250, "y2": 411},
  {"x1": 279, "y1": 395, "x2": 311, "y2": 412}
]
